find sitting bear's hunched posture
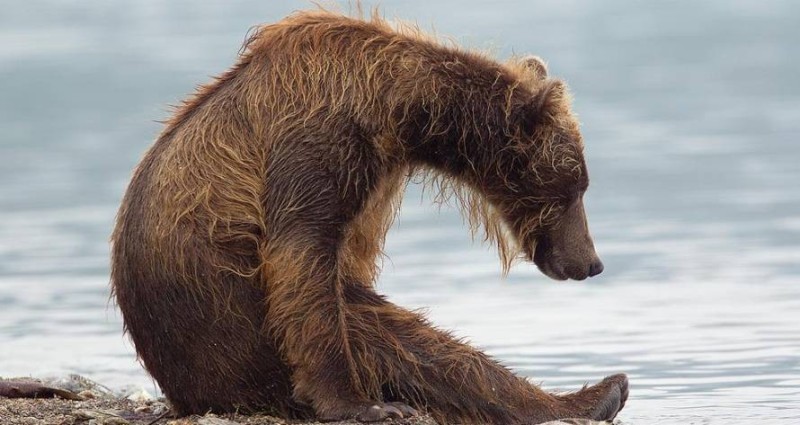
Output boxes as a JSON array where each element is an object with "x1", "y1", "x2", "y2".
[{"x1": 112, "y1": 10, "x2": 628, "y2": 424}]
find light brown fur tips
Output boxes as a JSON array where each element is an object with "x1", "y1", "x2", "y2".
[{"x1": 112, "y1": 10, "x2": 624, "y2": 424}]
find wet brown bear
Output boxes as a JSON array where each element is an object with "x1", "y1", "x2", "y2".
[{"x1": 111, "y1": 10, "x2": 627, "y2": 425}]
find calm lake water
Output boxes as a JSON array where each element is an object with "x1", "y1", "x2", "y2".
[{"x1": 1, "y1": 1, "x2": 799, "y2": 424}]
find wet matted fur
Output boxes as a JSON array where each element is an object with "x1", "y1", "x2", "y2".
[{"x1": 111, "y1": 9, "x2": 626, "y2": 424}]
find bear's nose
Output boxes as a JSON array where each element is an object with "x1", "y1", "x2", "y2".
[{"x1": 588, "y1": 259, "x2": 604, "y2": 277}]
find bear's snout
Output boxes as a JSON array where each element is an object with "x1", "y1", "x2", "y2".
[{"x1": 532, "y1": 198, "x2": 603, "y2": 281}]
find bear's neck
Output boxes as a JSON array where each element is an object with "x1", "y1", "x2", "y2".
[
  {"x1": 240, "y1": 19, "x2": 530, "y2": 182},
  {"x1": 390, "y1": 51, "x2": 527, "y2": 182}
]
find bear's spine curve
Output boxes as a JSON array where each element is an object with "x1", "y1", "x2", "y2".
[{"x1": 111, "y1": 9, "x2": 627, "y2": 424}]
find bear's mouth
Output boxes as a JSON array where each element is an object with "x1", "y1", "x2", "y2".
[
  {"x1": 533, "y1": 253, "x2": 569, "y2": 281},
  {"x1": 533, "y1": 237, "x2": 566, "y2": 281},
  {"x1": 532, "y1": 237, "x2": 588, "y2": 281}
]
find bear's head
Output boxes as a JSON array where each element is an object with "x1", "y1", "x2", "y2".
[{"x1": 493, "y1": 56, "x2": 603, "y2": 281}]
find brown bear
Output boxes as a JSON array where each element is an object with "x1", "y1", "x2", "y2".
[{"x1": 111, "y1": 9, "x2": 627, "y2": 425}]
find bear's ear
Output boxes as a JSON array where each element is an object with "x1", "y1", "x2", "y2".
[
  {"x1": 532, "y1": 79, "x2": 565, "y2": 115},
  {"x1": 521, "y1": 55, "x2": 548, "y2": 81},
  {"x1": 516, "y1": 79, "x2": 566, "y2": 133}
]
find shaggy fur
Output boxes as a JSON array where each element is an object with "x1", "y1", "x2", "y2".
[{"x1": 112, "y1": 9, "x2": 626, "y2": 424}]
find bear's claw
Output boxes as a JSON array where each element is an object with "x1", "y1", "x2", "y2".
[
  {"x1": 588, "y1": 373, "x2": 629, "y2": 421},
  {"x1": 355, "y1": 402, "x2": 418, "y2": 422}
]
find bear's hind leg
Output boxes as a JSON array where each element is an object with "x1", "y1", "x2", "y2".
[{"x1": 340, "y1": 284, "x2": 629, "y2": 424}]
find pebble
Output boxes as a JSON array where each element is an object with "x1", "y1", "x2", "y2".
[
  {"x1": 197, "y1": 417, "x2": 243, "y2": 425},
  {"x1": 73, "y1": 409, "x2": 130, "y2": 425},
  {"x1": 123, "y1": 388, "x2": 155, "y2": 403},
  {"x1": 78, "y1": 390, "x2": 97, "y2": 399}
]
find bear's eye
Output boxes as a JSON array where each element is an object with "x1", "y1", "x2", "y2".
[
  {"x1": 575, "y1": 176, "x2": 590, "y2": 194},
  {"x1": 563, "y1": 184, "x2": 586, "y2": 203}
]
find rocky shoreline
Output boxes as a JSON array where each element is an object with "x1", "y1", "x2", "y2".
[
  {"x1": 0, "y1": 396, "x2": 436, "y2": 425},
  {"x1": 0, "y1": 376, "x2": 609, "y2": 425}
]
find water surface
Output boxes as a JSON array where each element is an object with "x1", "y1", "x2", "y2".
[{"x1": 1, "y1": 1, "x2": 799, "y2": 424}]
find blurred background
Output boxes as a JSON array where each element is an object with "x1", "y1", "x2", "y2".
[{"x1": 1, "y1": 1, "x2": 798, "y2": 423}]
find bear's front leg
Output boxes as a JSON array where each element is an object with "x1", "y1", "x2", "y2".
[{"x1": 261, "y1": 244, "x2": 419, "y2": 421}]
